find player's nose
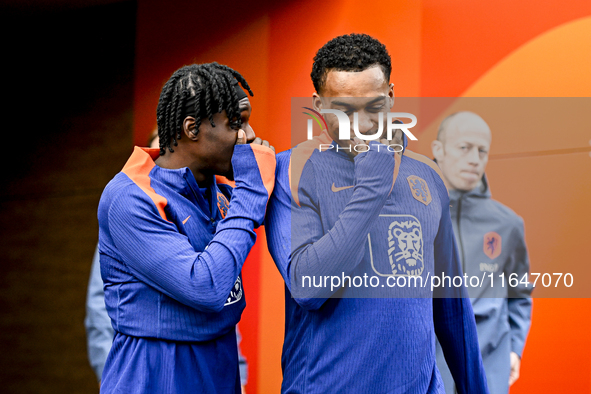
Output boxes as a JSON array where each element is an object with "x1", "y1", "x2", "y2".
[
  {"x1": 356, "y1": 112, "x2": 374, "y2": 135},
  {"x1": 467, "y1": 147, "x2": 480, "y2": 164}
]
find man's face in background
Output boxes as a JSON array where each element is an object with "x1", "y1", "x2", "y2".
[{"x1": 431, "y1": 112, "x2": 491, "y2": 191}]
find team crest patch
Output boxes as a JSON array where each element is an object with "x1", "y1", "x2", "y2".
[
  {"x1": 217, "y1": 192, "x2": 229, "y2": 219},
  {"x1": 387, "y1": 217, "x2": 424, "y2": 276},
  {"x1": 483, "y1": 231, "x2": 502, "y2": 259},
  {"x1": 225, "y1": 276, "x2": 243, "y2": 306},
  {"x1": 407, "y1": 175, "x2": 431, "y2": 206}
]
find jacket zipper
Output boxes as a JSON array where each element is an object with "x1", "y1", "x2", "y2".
[
  {"x1": 454, "y1": 193, "x2": 466, "y2": 394},
  {"x1": 185, "y1": 173, "x2": 216, "y2": 224}
]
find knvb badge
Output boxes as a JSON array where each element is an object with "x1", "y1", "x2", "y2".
[{"x1": 483, "y1": 231, "x2": 502, "y2": 260}]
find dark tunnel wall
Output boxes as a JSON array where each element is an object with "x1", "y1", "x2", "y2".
[{"x1": 0, "y1": 2, "x2": 136, "y2": 392}]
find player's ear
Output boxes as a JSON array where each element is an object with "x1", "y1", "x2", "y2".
[
  {"x1": 431, "y1": 140, "x2": 444, "y2": 162},
  {"x1": 183, "y1": 116, "x2": 199, "y2": 141},
  {"x1": 387, "y1": 83, "x2": 395, "y2": 110},
  {"x1": 312, "y1": 93, "x2": 322, "y2": 112}
]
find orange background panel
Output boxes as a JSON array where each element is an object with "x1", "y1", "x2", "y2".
[
  {"x1": 462, "y1": 16, "x2": 591, "y2": 97},
  {"x1": 486, "y1": 153, "x2": 591, "y2": 297},
  {"x1": 512, "y1": 298, "x2": 591, "y2": 393},
  {"x1": 419, "y1": 1, "x2": 591, "y2": 97}
]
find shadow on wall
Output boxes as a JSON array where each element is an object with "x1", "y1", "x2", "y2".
[{"x1": 0, "y1": 1, "x2": 136, "y2": 392}]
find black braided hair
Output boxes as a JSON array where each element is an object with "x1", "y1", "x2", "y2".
[
  {"x1": 311, "y1": 33, "x2": 392, "y2": 94},
  {"x1": 156, "y1": 62, "x2": 253, "y2": 155}
]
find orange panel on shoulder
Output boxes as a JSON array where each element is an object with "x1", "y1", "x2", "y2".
[
  {"x1": 250, "y1": 144, "x2": 277, "y2": 199},
  {"x1": 290, "y1": 132, "x2": 332, "y2": 207},
  {"x1": 216, "y1": 175, "x2": 236, "y2": 189},
  {"x1": 391, "y1": 152, "x2": 402, "y2": 194},
  {"x1": 144, "y1": 148, "x2": 160, "y2": 160},
  {"x1": 121, "y1": 146, "x2": 169, "y2": 222},
  {"x1": 404, "y1": 149, "x2": 448, "y2": 190}
]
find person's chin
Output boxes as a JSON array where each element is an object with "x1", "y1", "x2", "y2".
[
  {"x1": 459, "y1": 181, "x2": 478, "y2": 191},
  {"x1": 460, "y1": 171, "x2": 479, "y2": 182},
  {"x1": 451, "y1": 177, "x2": 475, "y2": 191}
]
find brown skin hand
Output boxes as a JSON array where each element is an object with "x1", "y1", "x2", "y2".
[{"x1": 238, "y1": 97, "x2": 274, "y2": 151}]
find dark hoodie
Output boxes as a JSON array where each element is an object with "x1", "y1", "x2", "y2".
[{"x1": 437, "y1": 174, "x2": 533, "y2": 394}]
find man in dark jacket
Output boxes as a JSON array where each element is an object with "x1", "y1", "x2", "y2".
[{"x1": 432, "y1": 111, "x2": 533, "y2": 394}]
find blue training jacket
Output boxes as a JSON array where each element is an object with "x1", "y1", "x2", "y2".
[
  {"x1": 436, "y1": 175, "x2": 533, "y2": 394},
  {"x1": 98, "y1": 144, "x2": 275, "y2": 394},
  {"x1": 265, "y1": 133, "x2": 489, "y2": 394}
]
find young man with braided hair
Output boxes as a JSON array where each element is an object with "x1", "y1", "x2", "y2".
[
  {"x1": 264, "y1": 34, "x2": 488, "y2": 393},
  {"x1": 98, "y1": 62, "x2": 275, "y2": 393}
]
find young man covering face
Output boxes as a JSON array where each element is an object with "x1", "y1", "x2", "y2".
[
  {"x1": 98, "y1": 62, "x2": 275, "y2": 394},
  {"x1": 264, "y1": 34, "x2": 489, "y2": 394}
]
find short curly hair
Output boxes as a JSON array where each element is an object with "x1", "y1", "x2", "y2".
[{"x1": 311, "y1": 33, "x2": 392, "y2": 94}]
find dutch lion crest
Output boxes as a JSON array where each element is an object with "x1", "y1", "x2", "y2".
[{"x1": 387, "y1": 219, "x2": 424, "y2": 276}]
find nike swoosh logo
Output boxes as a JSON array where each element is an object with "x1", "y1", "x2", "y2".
[
  {"x1": 331, "y1": 183, "x2": 354, "y2": 192},
  {"x1": 182, "y1": 215, "x2": 191, "y2": 224}
]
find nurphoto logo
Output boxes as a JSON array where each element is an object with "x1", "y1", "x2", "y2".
[{"x1": 302, "y1": 107, "x2": 418, "y2": 153}]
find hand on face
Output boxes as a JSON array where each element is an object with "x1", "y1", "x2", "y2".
[
  {"x1": 314, "y1": 66, "x2": 394, "y2": 157},
  {"x1": 234, "y1": 97, "x2": 274, "y2": 152},
  {"x1": 235, "y1": 130, "x2": 275, "y2": 152},
  {"x1": 235, "y1": 129, "x2": 247, "y2": 145},
  {"x1": 379, "y1": 129, "x2": 404, "y2": 156},
  {"x1": 251, "y1": 137, "x2": 275, "y2": 152}
]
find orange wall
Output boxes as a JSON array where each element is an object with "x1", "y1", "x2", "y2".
[{"x1": 133, "y1": 1, "x2": 591, "y2": 392}]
